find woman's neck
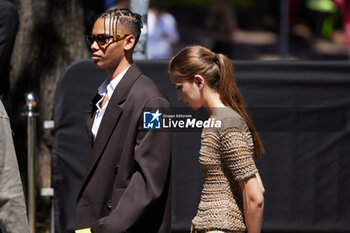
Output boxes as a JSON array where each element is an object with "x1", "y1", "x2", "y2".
[{"x1": 203, "y1": 89, "x2": 227, "y2": 117}]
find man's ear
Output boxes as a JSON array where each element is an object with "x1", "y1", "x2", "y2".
[
  {"x1": 124, "y1": 35, "x2": 136, "y2": 51},
  {"x1": 194, "y1": 75, "x2": 205, "y2": 89}
]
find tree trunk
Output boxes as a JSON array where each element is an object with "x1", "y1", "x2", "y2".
[{"x1": 10, "y1": 0, "x2": 103, "y2": 230}]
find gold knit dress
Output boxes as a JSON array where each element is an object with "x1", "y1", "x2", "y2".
[{"x1": 192, "y1": 111, "x2": 259, "y2": 232}]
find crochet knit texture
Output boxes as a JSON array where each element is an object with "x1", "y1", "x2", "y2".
[{"x1": 192, "y1": 112, "x2": 258, "y2": 232}]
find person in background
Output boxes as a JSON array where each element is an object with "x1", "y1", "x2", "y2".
[
  {"x1": 0, "y1": 0, "x2": 19, "y2": 116},
  {"x1": 169, "y1": 45, "x2": 265, "y2": 233},
  {"x1": 332, "y1": 0, "x2": 350, "y2": 45},
  {"x1": 0, "y1": 100, "x2": 30, "y2": 233},
  {"x1": 75, "y1": 8, "x2": 172, "y2": 233},
  {"x1": 306, "y1": 0, "x2": 337, "y2": 39},
  {"x1": 206, "y1": 0, "x2": 236, "y2": 59},
  {"x1": 147, "y1": 2, "x2": 180, "y2": 59}
]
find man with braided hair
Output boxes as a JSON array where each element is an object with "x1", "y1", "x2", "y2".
[{"x1": 75, "y1": 8, "x2": 172, "y2": 233}]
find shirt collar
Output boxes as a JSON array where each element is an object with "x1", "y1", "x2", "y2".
[{"x1": 97, "y1": 66, "x2": 130, "y2": 97}]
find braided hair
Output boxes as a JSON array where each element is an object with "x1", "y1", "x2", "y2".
[{"x1": 97, "y1": 8, "x2": 143, "y2": 44}]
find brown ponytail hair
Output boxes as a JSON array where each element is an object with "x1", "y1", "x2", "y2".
[{"x1": 169, "y1": 45, "x2": 264, "y2": 160}]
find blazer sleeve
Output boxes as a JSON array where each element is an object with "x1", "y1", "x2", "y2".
[
  {"x1": 90, "y1": 96, "x2": 172, "y2": 233},
  {"x1": 0, "y1": 102, "x2": 30, "y2": 233}
]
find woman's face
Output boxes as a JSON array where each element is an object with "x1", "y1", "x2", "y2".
[{"x1": 170, "y1": 74, "x2": 202, "y2": 110}]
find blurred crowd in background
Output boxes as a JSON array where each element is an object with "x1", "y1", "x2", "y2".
[{"x1": 107, "y1": 0, "x2": 350, "y2": 60}]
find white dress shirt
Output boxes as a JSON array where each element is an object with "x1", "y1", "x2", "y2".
[
  {"x1": 91, "y1": 67, "x2": 130, "y2": 141},
  {"x1": 147, "y1": 10, "x2": 180, "y2": 59}
]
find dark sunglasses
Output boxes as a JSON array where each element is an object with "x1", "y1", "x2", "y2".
[{"x1": 85, "y1": 34, "x2": 128, "y2": 46}]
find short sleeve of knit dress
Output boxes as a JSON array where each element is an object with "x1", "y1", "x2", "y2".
[{"x1": 220, "y1": 117, "x2": 258, "y2": 181}]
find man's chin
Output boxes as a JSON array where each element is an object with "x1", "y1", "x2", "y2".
[{"x1": 93, "y1": 61, "x2": 104, "y2": 69}]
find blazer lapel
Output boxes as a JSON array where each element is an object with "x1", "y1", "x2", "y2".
[
  {"x1": 85, "y1": 100, "x2": 122, "y2": 174},
  {"x1": 78, "y1": 64, "x2": 143, "y2": 201}
]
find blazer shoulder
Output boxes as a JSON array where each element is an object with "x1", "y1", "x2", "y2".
[{"x1": 132, "y1": 74, "x2": 169, "y2": 102}]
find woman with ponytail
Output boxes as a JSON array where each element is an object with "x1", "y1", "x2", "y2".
[{"x1": 169, "y1": 45, "x2": 265, "y2": 233}]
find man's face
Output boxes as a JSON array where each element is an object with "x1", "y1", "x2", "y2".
[{"x1": 89, "y1": 17, "x2": 127, "y2": 71}]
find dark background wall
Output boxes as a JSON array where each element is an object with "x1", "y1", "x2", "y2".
[{"x1": 52, "y1": 59, "x2": 350, "y2": 233}]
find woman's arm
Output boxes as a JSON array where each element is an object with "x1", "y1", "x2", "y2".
[
  {"x1": 219, "y1": 124, "x2": 265, "y2": 232},
  {"x1": 239, "y1": 173, "x2": 265, "y2": 233}
]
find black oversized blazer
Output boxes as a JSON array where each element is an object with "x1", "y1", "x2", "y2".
[{"x1": 75, "y1": 64, "x2": 172, "y2": 233}]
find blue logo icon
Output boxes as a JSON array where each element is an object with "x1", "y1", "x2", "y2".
[{"x1": 143, "y1": 109, "x2": 162, "y2": 129}]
